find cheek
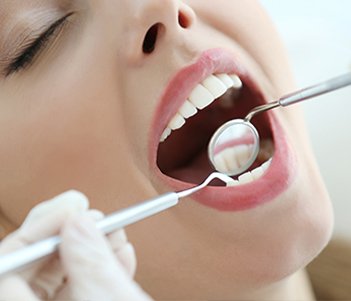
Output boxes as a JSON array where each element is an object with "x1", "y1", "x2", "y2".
[
  {"x1": 221, "y1": 178, "x2": 333, "y2": 289},
  {"x1": 0, "y1": 72, "x2": 131, "y2": 224}
]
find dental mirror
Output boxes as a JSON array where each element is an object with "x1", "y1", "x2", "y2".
[
  {"x1": 208, "y1": 120, "x2": 259, "y2": 176},
  {"x1": 208, "y1": 72, "x2": 351, "y2": 176}
]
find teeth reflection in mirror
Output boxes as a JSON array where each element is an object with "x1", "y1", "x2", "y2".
[
  {"x1": 214, "y1": 148, "x2": 237, "y2": 174},
  {"x1": 234, "y1": 145, "x2": 251, "y2": 168},
  {"x1": 213, "y1": 144, "x2": 253, "y2": 174},
  {"x1": 214, "y1": 154, "x2": 229, "y2": 174},
  {"x1": 202, "y1": 75, "x2": 227, "y2": 98},
  {"x1": 223, "y1": 149, "x2": 239, "y2": 172},
  {"x1": 179, "y1": 100, "x2": 197, "y2": 119}
]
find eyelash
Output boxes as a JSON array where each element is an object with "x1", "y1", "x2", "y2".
[{"x1": 6, "y1": 13, "x2": 72, "y2": 76}]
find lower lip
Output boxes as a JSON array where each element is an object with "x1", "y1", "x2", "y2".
[
  {"x1": 158, "y1": 113, "x2": 295, "y2": 211},
  {"x1": 150, "y1": 50, "x2": 296, "y2": 211}
]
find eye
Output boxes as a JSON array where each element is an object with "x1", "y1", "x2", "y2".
[{"x1": 5, "y1": 13, "x2": 73, "y2": 76}]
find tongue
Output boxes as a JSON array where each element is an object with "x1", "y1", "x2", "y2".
[
  {"x1": 168, "y1": 138, "x2": 274, "y2": 185},
  {"x1": 168, "y1": 149, "x2": 215, "y2": 184}
]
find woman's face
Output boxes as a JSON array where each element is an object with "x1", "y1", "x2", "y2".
[{"x1": 0, "y1": 0, "x2": 333, "y2": 299}]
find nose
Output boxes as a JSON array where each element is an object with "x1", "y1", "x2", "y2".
[{"x1": 130, "y1": 0, "x2": 196, "y2": 56}]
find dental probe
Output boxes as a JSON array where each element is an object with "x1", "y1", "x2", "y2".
[
  {"x1": 0, "y1": 172, "x2": 232, "y2": 277},
  {"x1": 244, "y1": 72, "x2": 351, "y2": 122},
  {"x1": 208, "y1": 72, "x2": 351, "y2": 176}
]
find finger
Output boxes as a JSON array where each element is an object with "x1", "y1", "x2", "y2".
[
  {"x1": 0, "y1": 190, "x2": 91, "y2": 298},
  {"x1": 107, "y1": 228, "x2": 128, "y2": 250},
  {"x1": 0, "y1": 190, "x2": 89, "y2": 255},
  {"x1": 107, "y1": 229, "x2": 136, "y2": 276},
  {"x1": 0, "y1": 276, "x2": 40, "y2": 301},
  {"x1": 60, "y1": 214, "x2": 153, "y2": 301},
  {"x1": 28, "y1": 209, "x2": 104, "y2": 300},
  {"x1": 29, "y1": 256, "x2": 63, "y2": 300},
  {"x1": 115, "y1": 242, "x2": 137, "y2": 277},
  {"x1": 22, "y1": 190, "x2": 89, "y2": 228}
]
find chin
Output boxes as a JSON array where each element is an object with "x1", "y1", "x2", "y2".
[{"x1": 224, "y1": 157, "x2": 334, "y2": 290}]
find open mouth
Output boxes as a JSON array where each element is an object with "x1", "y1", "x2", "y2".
[
  {"x1": 157, "y1": 72, "x2": 274, "y2": 186},
  {"x1": 150, "y1": 49, "x2": 295, "y2": 211}
]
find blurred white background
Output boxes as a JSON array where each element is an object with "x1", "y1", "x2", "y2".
[{"x1": 260, "y1": 0, "x2": 351, "y2": 238}]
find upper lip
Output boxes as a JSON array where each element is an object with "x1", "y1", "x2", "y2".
[
  {"x1": 150, "y1": 48, "x2": 247, "y2": 160},
  {"x1": 148, "y1": 48, "x2": 295, "y2": 211}
]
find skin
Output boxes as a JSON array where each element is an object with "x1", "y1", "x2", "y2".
[{"x1": 0, "y1": 0, "x2": 333, "y2": 300}]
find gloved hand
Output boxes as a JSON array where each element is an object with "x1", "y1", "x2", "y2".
[{"x1": 0, "y1": 191, "x2": 153, "y2": 301}]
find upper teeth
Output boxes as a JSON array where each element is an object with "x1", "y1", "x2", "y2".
[{"x1": 160, "y1": 73, "x2": 242, "y2": 142}]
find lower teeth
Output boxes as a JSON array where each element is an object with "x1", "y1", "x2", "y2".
[{"x1": 226, "y1": 157, "x2": 272, "y2": 186}]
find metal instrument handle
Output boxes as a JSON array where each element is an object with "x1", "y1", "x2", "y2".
[
  {"x1": 97, "y1": 192, "x2": 179, "y2": 233},
  {"x1": 0, "y1": 192, "x2": 179, "y2": 276},
  {"x1": 279, "y1": 73, "x2": 351, "y2": 107}
]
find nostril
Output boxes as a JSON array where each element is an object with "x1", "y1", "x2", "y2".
[
  {"x1": 178, "y1": 10, "x2": 191, "y2": 29},
  {"x1": 143, "y1": 23, "x2": 160, "y2": 54}
]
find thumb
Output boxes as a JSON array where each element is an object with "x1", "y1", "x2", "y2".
[{"x1": 59, "y1": 214, "x2": 153, "y2": 301}]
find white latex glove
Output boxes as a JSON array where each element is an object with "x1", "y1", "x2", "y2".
[{"x1": 0, "y1": 191, "x2": 153, "y2": 301}]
